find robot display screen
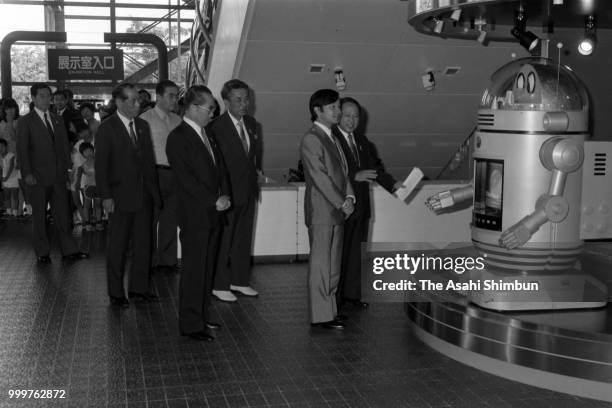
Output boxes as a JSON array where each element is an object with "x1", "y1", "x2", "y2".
[{"x1": 473, "y1": 159, "x2": 503, "y2": 231}]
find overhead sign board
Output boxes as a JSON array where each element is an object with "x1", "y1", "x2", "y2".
[{"x1": 48, "y1": 49, "x2": 124, "y2": 80}]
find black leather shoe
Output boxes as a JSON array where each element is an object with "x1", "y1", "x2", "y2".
[
  {"x1": 310, "y1": 319, "x2": 345, "y2": 330},
  {"x1": 62, "y1": 252, "x2": 89, "y2": 261},
  {"x1": 128, "y1": 292, "x2": 159, "y2": 302},
  {"x1": 109, "y1": 296, "x2": 130, "y2": 308},
  {"x1": 205, "y1": 322, "x2": 222, "y2": 330},
  {"x1": 37, "y1": 255, "x2": 51, "y2": 264},
  {"x1": 345, "y1": 298, "x2": 369, "y2": 309},
  {"x1": 181, "y1": 331, "x2": 214, "y2": 341},
  {"x1": 335, "y1": 314, "x2": 348, "y2": 321}
]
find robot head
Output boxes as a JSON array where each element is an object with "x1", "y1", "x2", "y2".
[{"x1": 480, "y1": 57, "x2": 588, "y2": 112}]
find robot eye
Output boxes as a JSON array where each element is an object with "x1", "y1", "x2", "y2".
[
  {"x1": 527, "y1": 72, "x2": 536, "y2": 94},
  {"x1": 516, "y1": 73, "x2": 525, "y2": 89}
]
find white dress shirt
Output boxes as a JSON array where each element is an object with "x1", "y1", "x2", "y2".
[
  {"x1": 228, "y1": 112, "x2": 251, "y2": 152},
  {"x1": 184, "y1": 117, "x2": 215, "y2": 165},
  {"x1": 34, "y1": 107, "x2": 54, "y2": 132},
  {"x1": 140, "y1": 105, "x2": 181, "y2": 166}
]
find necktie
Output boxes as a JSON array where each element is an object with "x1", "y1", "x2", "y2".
[
  {"x1": 201, "y1": 128, "x2": 216, "y2": 165},
  {"x1": 128, "y1": 121, "x2": 137, "y2": 145},
  {"x1": 332, "y1": 137, "x2": 348, "y2": 176},
  {"x1": 348, "y1": 132, "x2": 360, "y2": 166},
  {"x1": 237, "y1": 120, "x2": 249, "y2": 153},
  {"x1": 43, "y1": 113, "x2": 55, "y2": 142}
]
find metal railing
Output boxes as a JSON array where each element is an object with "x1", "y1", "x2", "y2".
[
  {"x1": 185, "y1": 0, "x2": 219, "y2": 86},
  {"x1": 435, "y1": 126, "x2": 476, "y2": 180}
]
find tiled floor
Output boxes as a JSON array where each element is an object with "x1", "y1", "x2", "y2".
[{"x1": 0, "y1": 219, "x2": 610, "y2": 408}]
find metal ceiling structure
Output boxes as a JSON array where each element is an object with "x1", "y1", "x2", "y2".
[
  {"x1": 0, "y1": 0, "x2": 196, "y2": 95},
  {"x1": 406, "y1": 0, "x2": 612, "y2": 43}
]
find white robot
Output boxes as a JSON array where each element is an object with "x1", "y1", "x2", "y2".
[{"x1": 426, "y1": 57, "x2": 610, "y2": 311}]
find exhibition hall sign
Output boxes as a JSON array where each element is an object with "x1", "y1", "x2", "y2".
[{"x1": 48, "y1": 49, "x2": 124, "y2": 80}]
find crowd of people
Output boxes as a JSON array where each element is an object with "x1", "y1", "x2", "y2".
[{"x1": 0, "y1": 79, "x2": 399, "y2": 340}]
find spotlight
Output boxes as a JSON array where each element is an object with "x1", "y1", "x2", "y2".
[
  {"x1": 578, "y1": 15, "x2": 596, "y2": 56},
  {"x1": 450, "y1": 8, "x2": 462, "y2": 22},
  {"x1": 511, "y1": 7, "x2": 540, "y2": 53},
  {"x1": 475, "y1": 18, "x2": 487, "y2": 45},
  {"x1": 422, "y1": 71, "x2": 435, "y2": 91},
  {"x1": 477, "y1": 30, "x2": 487, "y2": 44},
  {"x1": 433, "y1": 18, "x2": 444, "y2": 34},
  {"x1": 511, "y1": 27, "x2": 540, "y2": 52}
]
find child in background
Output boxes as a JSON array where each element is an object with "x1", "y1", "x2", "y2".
[
  {"x1": 75, "y1": 142, "x2": 102, "y2": 231},
  {"x1": 70, "y1": 122, "x2": 93, "y2": 228},
  {"x1": 0, "y1": 138, "x2": 19, "y2": 217}
]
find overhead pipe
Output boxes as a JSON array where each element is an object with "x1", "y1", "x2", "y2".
[{"x1": 103, "y1": 32, "x2": 168, "y2": 81}]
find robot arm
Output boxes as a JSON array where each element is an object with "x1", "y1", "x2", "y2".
[
  {"x1": 499, "y1": 138, "x2": 584, "y2": 249},
  {"x1": 425, "y1": 183, "x2": 473, "y2": 212}
]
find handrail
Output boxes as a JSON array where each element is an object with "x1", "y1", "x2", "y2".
[
  {"x1": 435, "y1": 126, "x2": 477, "y2": 180},
  {"x1": 1, "y1": 31, "x2": 67, "y2": 98},
  {"x1": 186, "y1": 0, "x2": 219, "y2": 86}
]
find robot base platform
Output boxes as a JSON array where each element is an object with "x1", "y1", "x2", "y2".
[{"x1": 468, "y1": 267, "x2": 608, "y2": 311}]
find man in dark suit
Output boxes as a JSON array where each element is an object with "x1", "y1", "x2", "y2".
[
  {"x1": 300, "y1": 89, "x2": 354, "y2": 329},
  {"x1": 16, "y1": 83, "x2": 88, "y2": 263},
  {"x1": 166, "y1": 85, "x2": 231, "y2": 341},
  {"x1": 53, "y1": 89, "x2": 86, "y2": 144},
  {"x1": 210, "y1": 79, "x2": 261, "y2": 302},
  {"x1": 95, "y1": 83, "x2": 161, "y2": 308},
  {"x1": 332, "y1": 97, "x2": 402, "y2": 309}
]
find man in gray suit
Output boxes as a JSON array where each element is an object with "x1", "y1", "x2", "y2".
[
  {"x1": 17, "y1": 83, "x2": 88, "y2": 263},
  {"x1": 300, "y1": 89, "x2": 354, "y2": 329}
]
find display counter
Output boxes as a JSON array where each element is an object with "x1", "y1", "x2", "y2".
[
  {"x1": 178, "y1": 181, "x2": 472, "y2": 259},
  {"x1": 258, "y1": 181, "x2": 472, "y2": 257}
]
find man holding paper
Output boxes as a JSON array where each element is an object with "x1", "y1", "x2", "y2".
[{"x1": 332, "y1": 97, "x2": 404, "y2": 309}]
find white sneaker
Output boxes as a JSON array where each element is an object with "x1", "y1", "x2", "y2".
[
  {"x1": 230, "y1": 285, "x2": 259, "y2": 297},
  {"x1": 212, "y1": 290, "x2": 237, "y2": 302}
]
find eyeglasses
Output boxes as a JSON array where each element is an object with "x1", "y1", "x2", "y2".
[{"x1": 194, "y1": 104, "x2": 214, "y2": 114}]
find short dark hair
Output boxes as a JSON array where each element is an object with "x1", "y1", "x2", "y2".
[
  {"x1": 155, "y1": 80, "x2": 178, "y2": 96},
  {"x1": 65, "y1": 89, "x2": 74, "y2": 100},
  {"x1": 53, "y1": 89, "x2": 68, "y2": 99},
  {"x1": 138, "y1": 89, "x2": 151, "y2": 99},
  {"x1": 112, "y1": 83, "x2": 135, "y2": 101},
  {"x1": 79, "y1": 102, "x2": 95, "y2": 113},
  {"x1": 30, "y1": 83, "x2": 52, "y2": 99},
  {"x1": 0, "y1": 138, "x2": 7, "y2": 147},
  {"x1": 220, "y1": 79, "x2": 249, "y2": 100},
  {"x1": 79, "y1": 142, "x2": 94, "y2": 155},
  {"x1": 309, "y1": 89, "x2": 339, "y2": 122},
  {"x1": 183, "y1": 85, "x2": 212, "y2": 110},
  {"x1": 339, "y1": 97, "x2": 361, "y2": 114},
  {"x1": 1, "y1": 98, "x2": 20, "y2": 119}
]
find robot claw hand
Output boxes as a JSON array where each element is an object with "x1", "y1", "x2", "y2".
[
  {"x1": 499, "y1": 222, "x2": 532, "y2": 249},
  {"x1": 425, "y1": 190, "x2": 455, "y2": 212}
]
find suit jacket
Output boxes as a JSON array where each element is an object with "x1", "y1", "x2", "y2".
[
  {"x1": 208, "y1": 112, "x2": 260, "y2": 206},
  {"x1": 332, "y1": 126, "x2": 397, "y2": 218},
  {"x1": 95, "y1": 113, "x2": 160, "y2": 212},
  {"x1": 300, "y1": 124, "x2": 354, "y2": 226},
  {"x1": 166, "y1": 121, "x2": 229, "y2": 229},
  {"x1": 16, "y1": 110, "x2": 71, "y2": 187},
  {"x1": 59, "y1": 107, "x2": 86, "y2": 144}
]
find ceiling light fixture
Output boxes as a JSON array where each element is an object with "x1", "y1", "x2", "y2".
[
  {"x1": 433, "y1": 18, "x2": 444, "y2": 34},
  {"x1": 511, "y1": 6, "x2": 540, "y2": 53},
  {"x1": 578, "y1": 15, "x2": 596, "y2": 56},
  {"x1": 450, "y1": 8, "x2": 462, "y2": 22}
]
